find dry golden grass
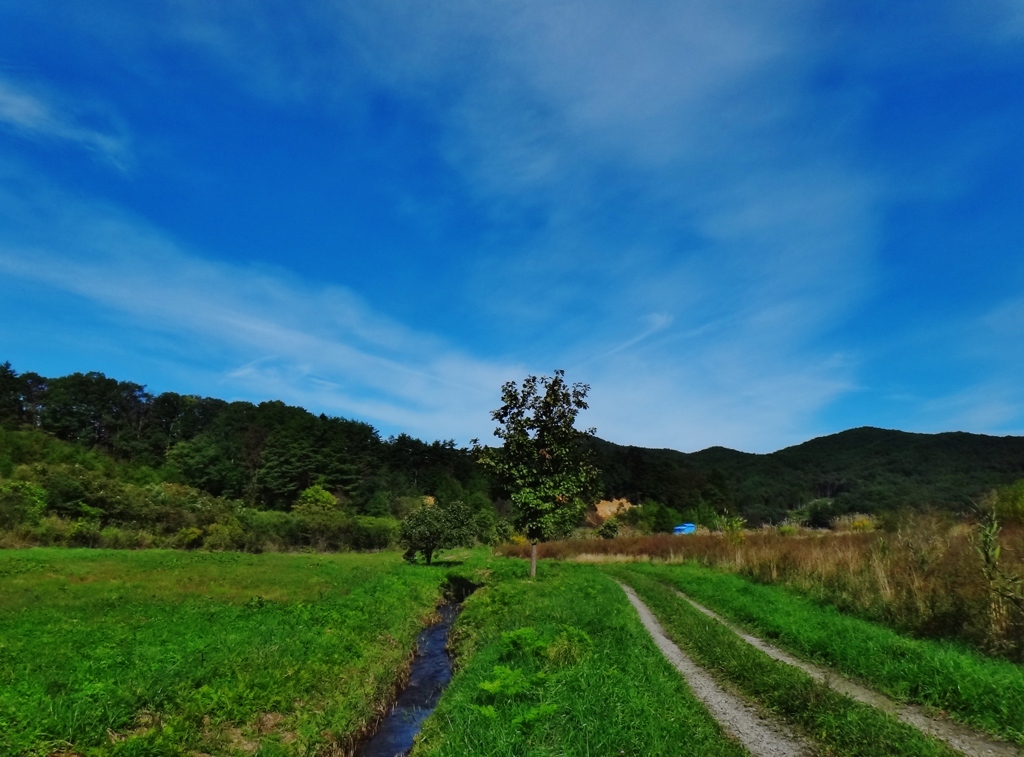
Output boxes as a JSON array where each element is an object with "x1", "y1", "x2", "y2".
[{"x1": 501, "y1": 516, "x2": 1024, "y2": 659}]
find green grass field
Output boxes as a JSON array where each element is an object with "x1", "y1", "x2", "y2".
[
  {"x1": 608, "y1": 567, "x2": 960, "y2": 757},
  {"x1": 0, "y1": 548, "x2": 475, "y2": 757},
  {"x1": 623, "y1": 561, "x2": 1024, "y2": 746},
  {"x1": 4, "y1": 548, "x2": 1022, "y2": 757},
  {"x1": 413, "y1": 560, "x2": 747, "y2": 757}
]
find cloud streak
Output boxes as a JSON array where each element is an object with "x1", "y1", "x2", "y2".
[
  {"x1": 0, "y1": 1, "x2": 879, "y2": 451},
  {"x1": 0, "y1": 183, "x2": 520, "y2": 440},
  {"x1": 0, "y1": 78, "x2": 130, "y2": 169},
  {"x1": 3, "y1": 1, "x2": 1021, "y2": 450}
]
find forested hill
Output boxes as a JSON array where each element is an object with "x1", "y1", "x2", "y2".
[
  {"x1": 3, "y1": 361, "x2": 1023, "y2": 528},
  {"x1": 591, "y1": 427, "x2": 1024, "y2": 524},
  {"x1": 0, "y1": 362, "x2": 487, "y2": 513}
]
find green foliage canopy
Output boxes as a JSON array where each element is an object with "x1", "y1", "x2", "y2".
[
  {"x1": 477, "y1": 371, "x2": 598, "y2": 543},
  {"x1": 399, "y1": 500, "x2": 474, "y2": 564}
]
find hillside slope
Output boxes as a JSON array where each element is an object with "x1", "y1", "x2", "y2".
[{"x1": 591, "y1": 427, "x2": 1024, "y2": 522}]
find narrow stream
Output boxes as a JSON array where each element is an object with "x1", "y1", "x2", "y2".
[{"x1": 355, "y1": 578, "x2": 476, "y2": 757}]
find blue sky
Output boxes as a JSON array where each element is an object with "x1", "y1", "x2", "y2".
[{"x1": 1, "y1": 1, "x2": 1023, "y2": 452}]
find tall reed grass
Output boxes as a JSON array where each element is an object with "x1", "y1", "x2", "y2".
[{"x1": 500, "y1": 515, "x2": 1024, "y2": 660}]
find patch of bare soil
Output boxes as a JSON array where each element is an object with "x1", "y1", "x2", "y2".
[{"x1": 592, "y1": 498, "x2": 633, "y2": 524}]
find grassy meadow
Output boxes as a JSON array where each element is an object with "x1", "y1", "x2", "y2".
[
  {"x1": 0, "y1": 548, "x2": 477, "y2": 757},
  {"x1": 413, "y1": 560, "x2": 746, "y2": 757},
  {"x1": 4, "y1": 544, "x2": 1023, "y2": 757}
]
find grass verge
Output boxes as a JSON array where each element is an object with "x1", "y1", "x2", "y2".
[
  {"x1": 0, "y1": 548, "x2": 480, "y2": 757},
  {"x1": 412, "y1": 560, "x2": 747, "y2": 757},
  {"x1": 627, "y1": 561, "x2": 1024, "y2": 746},
  {"x1": 609, "y1": 567, "x2": 960, "y2": 757}
]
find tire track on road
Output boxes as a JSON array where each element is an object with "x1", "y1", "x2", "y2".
[
  {"x1": 671, "y1": 587, "x2": 1020, "y2": 757},
  {"x1": 616, "y1": 581, "x2": 814, "y2": 757}
]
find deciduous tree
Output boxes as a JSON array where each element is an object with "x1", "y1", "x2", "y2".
[
  {"x1": 476, "y1": 370, "x2": 598, "y2": 577},
  {"x1": 399, "y1": 500, "x2": 473, "y2": 564}
]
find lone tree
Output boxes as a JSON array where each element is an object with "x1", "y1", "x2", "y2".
[
  {"x1": 477, "y1": 370, "x2": 599, "y2": 577},
  {"x1": 400, "y1": 499, "x2": 474, "y2": 565}
]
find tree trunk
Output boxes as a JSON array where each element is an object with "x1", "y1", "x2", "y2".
[{"x1": 530, "y1": 541, "x2": 538, "y2": 577}]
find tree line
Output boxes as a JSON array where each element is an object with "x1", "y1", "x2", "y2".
[
  {"x1": 0, "y1": 361, "x2": 489, "y2": 514},
  {"x1": 0, "y1": 361, "x2": 508, "y2": 554},
  {"x1": 4, "y1": 360, "x2": 1023, "y2": 553}
]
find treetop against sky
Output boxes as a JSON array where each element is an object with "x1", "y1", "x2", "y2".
[{"x1": 0, "y1": 1, "x2": 1022, "y2": 453}]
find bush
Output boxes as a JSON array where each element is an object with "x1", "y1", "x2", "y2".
[
  {"x1": 67, "y1": 520, "x2": 102, "y2": 547},
  {"x1": 203, "y1": 522, "x2": 247, "y2": 551},
  {"x1": 0, "y1": 480, "x2": 47, "y2": 527},
  {"x1": 994, "y1": 481, "x2": 1024, "y2": 524},
  {"x1": 98, "y1": 526, "x2": 151, "y2": 549},
  {"x1": 492, "y1": 519, "x2": 516, "y2": 545},
  {"x1": 597, "y1": 517, "x2": 619, "y2": 539},
  {"x1": 237, "y1": 508, "x2": 301, "y2": 550},
  {"x1": 30, "y1": 515, "x2": 72, "y2": 545},
  {"x1": 804, "y1": 499, "x2": 836, "y2": 529},
  {"x1": 295, "y1": 484, "x2": 338, "y2": 511},
  {"x1": 171, "y1": 527, "x2": 205, "y2": 550},
  {"x1": 295, "y1": 509, "x2": 355, "y2": 551},
  {"x1": 351, "y1": 516, "x2": 400, "y2": 550},
  {"x1": 400, "y1": 500, "x2": 474, "y2": 564}
]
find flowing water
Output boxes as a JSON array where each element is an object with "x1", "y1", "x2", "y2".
[{"x1": 354, "y1": 588, "x2": 467, "y2": 757}]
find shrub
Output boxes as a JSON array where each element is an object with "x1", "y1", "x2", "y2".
[
  {"x1": 94, "y1": 526, "x2": 155, "y2": 549},
  {"x1": 0, "y1": 480, "x2": 47, "y2": 527},
  {"x1": 294, "y1": 484, "x2": 338, "y2": 512},
  {"x1": 492, "y1": 519, "x2": 516, "y2": 545},
  {"x1": 994, "y1": 480, "x2": 1024, "y2": 524},
  {"x1": 67, "y1": 520, "x2": 102, "y2": 547},
  {"x1": 171, "y1": 527, "x2": 205, "y2": 550},
  {"x1": 597, "y1": 517, "x2": 619, "y2": 539},
  {"x1": 203, "y1": 522, "x2": 247, "y2": 551},
  {"x1": 30, "y1": 515, "x2": 72, "y2": 545},
  {"x1": 472, "y1": 507, "x2": 497, "y2": 544},
  {"x1": 400, "y1": 500, "x2": 474, "y2": 564},
  {"x1": 832, "y1": 513, "x2": 877, "y2": 532},
  {"x1": 351, "y1": 516, "x2": 400, "y2": 550},
  {"x1": 295, "y1": 509, "x2": 354, "y2": 551},
  {"x1": 237, "y1": 508, "x2": 301, "y2": 550}
]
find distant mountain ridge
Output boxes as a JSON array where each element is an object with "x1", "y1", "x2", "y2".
[
  {"x1": 589, "y1": 427, "x2": 1024, "y2": 523},
  {"x1": 4, "y1": 360, "x2": 1023, "y2": 525}
]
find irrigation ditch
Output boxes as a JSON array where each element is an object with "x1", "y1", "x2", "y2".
[{"x1": 352, "y1": 575, "x2": 481, "y2": 757}]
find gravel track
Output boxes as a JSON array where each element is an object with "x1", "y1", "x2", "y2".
[
  {"x1": 672, "y1": 588, "x2": 1021, "y2": 757},
  {"x1": 616, "y1": 581, "x2": 813, "y2": 757}
]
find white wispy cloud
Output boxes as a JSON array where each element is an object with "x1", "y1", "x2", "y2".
[
  {"x1": 0, "y1": 78, "x2": 130, "y2": 169},
  {"x1": 7, "y1": 1, "x2": 1021, "y2": 449},
  {"x1": 0, "y1": 179, "x2": 519, "y2": 441},
  {"x1": 0, "y1": 1, "x2": 878, "y2": 451},
  {"x1": 0, "y1": 169, "x2": 859, "y2": 451}
]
